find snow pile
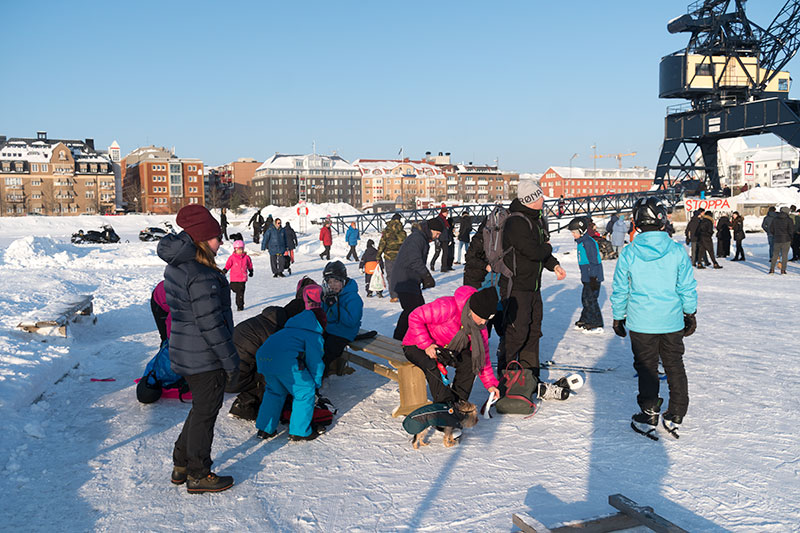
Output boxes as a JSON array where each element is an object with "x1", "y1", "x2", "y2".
[
  {"x1": 3, "y1": 236, "x2": 89, "y2": 268},
  {"x1": 731, "y1": 186, "x2": 800, "y2": 206}
]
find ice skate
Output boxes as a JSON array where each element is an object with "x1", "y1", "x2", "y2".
[
  {"x1": 631, "y1": 407, "x2": 660, "y2": 441},
  {"x1": 662, "y1": 412, "x2": 682, "y2": 439}
]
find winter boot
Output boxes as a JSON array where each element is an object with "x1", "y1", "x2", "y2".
[
  {"x1": 377, "y1": 292, "x2": 384, "y2": 298},
  {"x1": 366, "y1": 290, "x2": 373, "y2": 297},
  {"x1": 537, "y1": 381, "x2": 569, "y2": 401},
  {"x1": 713, "y1": 264, "x2": 723, "y2": 269},
  {"x1": 171, "y1": 466, "x2": 187, "y2": 485},
  {"x1": 289, "y1": 425, "x2": 324, "y2": 442},
  {"x1": 229, "y1": 398, "x2": 259, "y2": 421},
  {"x1": 631, "y1": 404, "x2": 661, "y2": 441},
  {"x1": 186, "y1": 472, "x2": 234, "y2": 494},
  {"x1": 256, "y1": 429, "x2": 277, "y2": 440},
  {"x1": 554, "y1": 373, "x2": 584, "y2": 391},
  {"x1": 662, "y1": 412, "x2": 683, "y2": 439}
]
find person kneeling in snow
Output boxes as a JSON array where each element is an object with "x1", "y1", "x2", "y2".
[
  {"x1": 611, "y1": 198, "x2": 697, "y2": 440},
  {"x1": 255, "y1": 303, "x2": 328, "y2": 442},
  {"x1": 402, "y1": 286, "x2": 500, "y2": 405}
]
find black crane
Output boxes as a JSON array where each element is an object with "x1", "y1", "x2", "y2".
[{"x1": 655, "y1": 0, "x2": 800, "y2": 192}]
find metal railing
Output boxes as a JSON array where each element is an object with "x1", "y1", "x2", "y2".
[{"x1": 324, "y1": 190, "x2": 680, "y2": 235}]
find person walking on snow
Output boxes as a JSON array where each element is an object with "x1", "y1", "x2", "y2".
[
  {"x1": 359, "y1": 239, "x2": 383, "y2": 297},
  {"x1": 223, "y1": 240, "x2": 254, "y2": 311},
  {"x1": 569, "y1": 217, "x2": 604, "y2": 332},
  {"x1": 762, "y1": 206, "x2": 777, "y2": 260},
  {"x1": 716, "y1": 214, "x2": 731, "y2": 258},
  {"x1": 157, "y1": 204, "x2": 239, "y2": 493},
  {"x1": 769, "y1": 206, "x2": 794, "y2": 274},
  {"x1": 695, "y1": 211, "x2": 722, "y2": 269},
  {"x1": 284, "y1": 221, "x2": 298, "y2": 275},
  {"x1": 611, "y1": 198, "x2": 697, "y2": 441},
  {"x1": 378, "y1": 213, "x2": 407, "y2": 302},
  {"x1": 264, "y1": 218, "x2": 288, "y2": 277},
  {"x1": 610, "y1": 214, "x2": 629, "y2": 255},
  {"x1": 731, "y1": 211, "x2": 746, "y2": 261},
  {"x1": 345, "y1": 221, "x2": 360, "y2": 261},
  {"x1": 319, "y1": 220, "x2": 332, "y2": 260},
  {"x1": 247, "y1": 210, "x2": 264, "y2": 244},
  {"x1": 455, "y1": 208, "x2": 473, "y2": 264}
]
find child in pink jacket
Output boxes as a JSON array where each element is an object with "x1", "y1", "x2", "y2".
[
  {"x1": 223, "y1": 240, "x2": 254, "y2": 311},
  {"x1": 402, "y1": 285, "x2": 500, "y2": 404}
]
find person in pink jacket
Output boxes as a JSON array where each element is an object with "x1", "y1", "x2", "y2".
[
  {"x1": 150, "y1": 280, "x2": 171, "y2": 343},
  {"x1": 223, "y1": 240, "x2": 254, "y2": 311},
  {"x1": 403, "y1": 286, "x2": 500, "y2": 404}
]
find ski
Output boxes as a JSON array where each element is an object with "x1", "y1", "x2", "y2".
[{"x1": 539, "y1": 361, "x2": 617, "y2": 373}]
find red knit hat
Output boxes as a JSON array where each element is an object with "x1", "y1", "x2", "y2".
[{"x1": 175, "y1": 205, "x2": 221, "y2": 242}]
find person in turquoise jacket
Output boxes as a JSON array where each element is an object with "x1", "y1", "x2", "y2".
[
  {"x1": 611, "y1": 198, "x2": 697, "y2": 441},
  {"x1": 255, "y1": 309, "x2": 327, "y2": 441},
  {"x1": 569, "y1": 217, "x2": 604, "y2": 331},
  {"x1": 345, "y1": 222, "x2": 360, "y2": 261}
]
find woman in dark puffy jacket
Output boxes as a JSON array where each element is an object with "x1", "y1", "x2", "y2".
[
  {"x1": 157, "y1": 205, "x2": 240, "y2": 494},
  {"x1": 731, "y1": 211, "x2": 746, "y2": 261},
  {"x1": 716, "y1": 214, "x2": 731, "y2": 258}
]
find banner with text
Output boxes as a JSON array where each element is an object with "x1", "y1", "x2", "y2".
[{"x1": 684, "y1": 198, "x2": 732, "y2": 212}]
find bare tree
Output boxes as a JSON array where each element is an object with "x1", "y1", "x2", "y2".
[
  {"x1": 41, "y1": 180, "x2": 57, "y2": 215},
  {"x1": 206, "y1": 183, "x2": 223, "y2": 210}
]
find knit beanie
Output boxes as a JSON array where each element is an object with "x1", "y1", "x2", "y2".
[
  {"x1": 468, "y1": 287, "x2": 499, "y2": 320},
  {"x1": 391, "y1": 213, "x2": 402, "y2": 221},
  {"x1": 517, "y1": 179, "x2": 544, "y2": 205},
  {"x1": 175, "y1": 205, "x2": 221, "y2": 242},
  {"x1": 233, "y1": 240, "x2": 245, "y2": 249},
  {"x1": 427, "y1": 217, "x2": 445, "y2": 233},
  {"x1": 302, "y1": 284, "x2": 323, "y2": 310}
]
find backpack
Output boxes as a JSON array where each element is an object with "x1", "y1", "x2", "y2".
[
  {"x1": 280, "y1": 394, "x2": 337, "y2": 427},
  {"x1": 136, "y1": 340, "x2": 190, "y2": 403},
  {"x1": 494, "y1": 360, "x2": 539, "y2": 416},
  {"x1": 482, "y1": 205, "x2": 535, "y2": 297}
]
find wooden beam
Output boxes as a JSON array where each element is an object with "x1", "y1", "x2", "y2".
[
  {"x1": 513, "y1": 513, "x2": 552, "y2": 533},
  {"x1": 344, "y1": 351, "x2": 398, "y2": 382},
  {"x1": 550, "y1": 512, "x2": 641, "y2": 532},
  {"x1": 608, "y1": 494, "x2": 688, "y2": 533}
]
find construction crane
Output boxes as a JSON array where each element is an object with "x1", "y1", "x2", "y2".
[
  {"x1": 592, "y1": 152, "x2": 637, "y2": 169},
  {"x1": 655, "y1": 0, "x2": 800, "y2": 192}
]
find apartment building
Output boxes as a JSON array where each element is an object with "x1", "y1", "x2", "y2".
[
  {"x1": 252, "y1": 153, "x2": 360, "y2": 207},
  {"x1": 121, "y1": 146, "x2": 204, "y2": 214},
  {"x1": 0, "y1": 131, "x2": 117, "y2": 216},
  {"x1": 539, "y1": 166, "x2": 655, "y2": 198},
  {"x1": 353, "y1": 159, "x2": 446, "y2": 209}
]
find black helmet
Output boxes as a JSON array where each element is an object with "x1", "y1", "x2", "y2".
[
  {"x1": 323, "y1": 260, "x2": 348, "y2": 282},
  {"x1": 136, "y1": 377, "x2": 162, "y2": 404},
  {"x1": 632, "y1": 198, "x2": 667, "y2": 229},
  {"x1": 567, "y1": 217, "x2": 589, "y2": 233}
]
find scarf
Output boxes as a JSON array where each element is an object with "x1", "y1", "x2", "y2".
[{"x1": 446, "y1": 303, "x2": 488, "y2": 377}]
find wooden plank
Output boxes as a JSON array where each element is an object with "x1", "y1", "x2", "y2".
[
  {"x1": 344, "y1": 351, "x2": 398, "y2": 382},
  {"x1": 17, "y1": 295, "x2": 94, "y2": 336},
  {"x1": 608, "y1": 494, "x2": 688, "y2": 533},
  {"x1": 550, "y1": 512, "x2": 641, "y2": 532},
  {"x1": 513, "y1": 513, "x2": 552, "y2": 533}
]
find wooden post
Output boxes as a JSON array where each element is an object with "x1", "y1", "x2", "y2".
[
  {"x1": 608, "y1": 494, "x2": 688, "y2": 533},
  {"x1": 393, "y1": 364, "x2": 430, "y2": 417}
]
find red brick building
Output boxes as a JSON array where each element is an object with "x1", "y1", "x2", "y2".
[
  {"x1": 122, "y1": 146, "x2": 204, "y2": 214},
  {"x1": 539, "y1": 166, "x2": 655, "y2": 198}
]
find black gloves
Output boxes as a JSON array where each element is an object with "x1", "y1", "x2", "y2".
[
  {"x1": 613, "y1": 319, "x2": 627, "y2": 338},
  {"x1": 589, "y1": 277, "x2": 600, "y2": 291},
  {"x1": 683, "y1": 313, "x2": 697, "y2": 337},
  {"x1": 324, "y1": 294, "x2": 338, "y2": 307},
  {"x1": 225, "y1": 369, "x2": 239, "y2": 389},
  {"x1": 421, "y1": 271, "x2": 436, "y2": 289},
  {"x1": 222, "y1": 268, "x2": 228, "y2": 274},
  {"x1": 248, "y1": 270, "x2": 254, "y2": 277}
]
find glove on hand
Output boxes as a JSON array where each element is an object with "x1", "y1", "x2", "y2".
[
  {"x1": 683, "y1": 313, "x2": 697, "y2": 337},
  {"x1": 421, "y1": 271, "x2": 436, "y2": 289},
  {"x1": 589, "y1": 277, "x2": 601, "y2": 291},
  {"x1": 222, "y1": 268, "x2": 228, "y2": 274},
  {"x1": 613, "y1": 319, "x2": 627, "y2": 338},
  {"x1": 324, "y1": 294, "x2": 338, "y2": 307}
]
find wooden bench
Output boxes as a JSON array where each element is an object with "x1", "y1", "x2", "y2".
[
  {"x1": 513, "y1": 493, "x2": 688, "y2": 533},
  {"x1": 345, "y1": 330, "x2": 430, "y2": 417},
  {"x1": 17, "y1": 294, "x2": 95, "y2": 337}
]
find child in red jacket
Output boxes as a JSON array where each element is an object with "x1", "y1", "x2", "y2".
[{"x1": 224, "y1": 240, "x2": 254, "y2": 311}]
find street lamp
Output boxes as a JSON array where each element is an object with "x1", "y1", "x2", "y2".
[{"x1": 569, "y1": 153, "x2": 579, "y2": 179}]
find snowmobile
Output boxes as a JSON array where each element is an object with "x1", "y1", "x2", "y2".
[
  {"x1": 71, "y1": 224, "x2": 121, "y2": 244},
  {"x1": 139, "y1": 222, "x2": 175, "y2": 242}
]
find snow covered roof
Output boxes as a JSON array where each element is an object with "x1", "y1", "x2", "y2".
[
  {"x1": 544, "y1": 166, "x2": 655, "y2": 180},
  {"x1": 351, "y1": 159, "x2": 444, "y2": 177},
  {"x1": 0, "y1": 137, "x2": 111, "y2": 165},
  {"x1": 455, "y1": 164, "x2": 499, "y2": 173},
  {"x1": 257, "y1": 153, "x2": 357, "y2": 172}
]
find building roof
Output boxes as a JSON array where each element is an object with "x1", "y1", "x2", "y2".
[
  {"x1": 0, "y1": 136, "x2": 111, "y2": 165},
  {"x1": 544, "y1": 166, "x2": 655, "y2": 180},
  {"x1": 352, "y1": 158, "x2": 444, "y2": 177},
  {"x1": 257, "y1": 153, "x2": 357, "y2": 172}
]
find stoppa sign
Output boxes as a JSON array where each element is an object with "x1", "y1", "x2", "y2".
[{"x1": 684, "y1": 198, "x2": 732, "y2": 212}]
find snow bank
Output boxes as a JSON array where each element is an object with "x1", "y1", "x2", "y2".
[
  {"x1": 3, "y1": 236, "x2": 163, "y2": 269},
  {"x1": 731, "y1": 186, "x2": 800, "y2": 207}
]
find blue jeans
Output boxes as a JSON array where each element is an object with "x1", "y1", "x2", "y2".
[{"x1": 457, "y1": 240, "x2": 469, "y2": 262}]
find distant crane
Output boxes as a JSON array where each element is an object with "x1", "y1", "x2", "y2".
[{"x1": 592, "y1": 152, "x2": 637, "y2": 169}]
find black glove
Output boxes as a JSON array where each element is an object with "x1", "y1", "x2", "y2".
[
  {"x1": 683, "y1": 313, "x2": 697, "y2": 337},
  {"x1": 248, "y1": 270, "x2": 253, "y2": 277},
  {"x1": 324, "y1": 294, "x2": 338, "y2": 307},
  {"x1": 225, "y1": 369, "x2": 239, "y2": 389},
  {"x1": 613, "y1": 319, "x2": 627, "y2": 338},
  {"x1": 222, "y1": 268, "x2": 228, "y2": 274},
  {"x1": 421, "y1": 271, "x2": 436, "y2": 289},
  {"x1": 589, "y1": 277, "x2": 600, "y2": 291}
]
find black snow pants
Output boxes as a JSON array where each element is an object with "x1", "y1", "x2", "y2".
[
  {"x1": 630, "y1": 330, "x2": 689, "y2": 418},
  {"x1": 393, "y1": 290, "x2": 425, "y2": 341},
  {"x1": 502, "y1": 289, "x2": 544, "y2": 377},
  {"x1": 173, "y1": 369, "x2": 226, "y2": 478},
  {"x1": 230, "y1": 281, "x2": 246, "y2": 310},
  {"x1": 404, "y1": 345, "x2": 475, "y2": 404}
]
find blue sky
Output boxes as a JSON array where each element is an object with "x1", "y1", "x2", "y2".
[{"x1": 1, "y1": 1, "x2": 797, "y2": 172}]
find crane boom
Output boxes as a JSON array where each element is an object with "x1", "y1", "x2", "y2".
[{"x1": 757, "y1": 0, "x2": 800, "y2": 92}]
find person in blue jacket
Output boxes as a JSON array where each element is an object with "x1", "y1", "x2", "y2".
[
  {"x1": 321, "y1": 260, "x2": 364, "y2": 375},
  {"x1": 611, "y1": 198, "x2": 697, "y2": 441},
  {"x1": 255, "y1": 308, "x2": 328, "y2": 441},
  {"x1": 264, "y1": 218, "x2": 287, "y2": 277},
  {"x1": 569, "y1": 216, "x2": 604, "y2": 332},
  {"x1": 345, "y1": 222, "x2": 360, "y2": 261},
  {"x1": 157, "y1": 204, "x2": 239, "y2": 493}
]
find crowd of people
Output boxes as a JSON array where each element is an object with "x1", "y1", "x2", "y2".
[{"x1": 149, "y1": 190, "x2": 800, "y2": 493}]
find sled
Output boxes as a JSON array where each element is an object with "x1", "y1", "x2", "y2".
[
  {"x1": 512, "y1": 493, "x2": 688, "y2": 532},
  {"x1": 134, "y1": 378, "x2": 193, "y2": 401},
  {"x1": 17, "y1": 294, "x2": 95, "y2": 337}
]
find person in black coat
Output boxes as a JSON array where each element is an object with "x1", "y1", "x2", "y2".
[
  {"x1": 157, "y1": 205, "x2": 239, "y2": 493},
  {"x1": 392, "y1": 219, "x2": 442, "y2": 340},
  {"x1": 219, "y1": 208, "x2": 228, "y2": 240},
  {"x1": 284, "y1": 221, "x2": 298, "y2": 274},
  {"x1": 695, "y1": 211, "x2": 721, "y2": 268},
  {"x1": 456, "y1": 210, "x2": 473, "y2": 264},
  {"x1": 248, "y1": 211, "x2": 264, "y2": 244},
  {"x1": 731, "y1": 211, "x2": 746, "y2": 261},
  {"x1": 463, "y1": 219, "x2": 488, "y2": 289},
  {"x1": 769, "y1": 207, "x2": 795, "y2": 274},
  {"x1": 685, "y1": 209, "x2": 705, "y2": 266},
  {"x1": 716, "y1": 215, "x2": 731, "y2": 258}
]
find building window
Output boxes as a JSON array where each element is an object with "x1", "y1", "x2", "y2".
[
  {"x1": 32, "y1": 163, "x2": 39, "y2": 172},
  {"x1": 42, "y1": 164, "x2": 48, "y2": 172}
]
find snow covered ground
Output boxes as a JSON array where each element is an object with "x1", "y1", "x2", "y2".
[{"x1": 0, "y1": 206, "x2": 798, "y2": 532}]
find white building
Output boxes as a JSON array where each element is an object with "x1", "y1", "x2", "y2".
[
  {"x1": 252, "y1": 153, "x2": 360, "y2": 207},
  {"x1": 718, "y1": 138, "x2": 800, "y2": 188}
]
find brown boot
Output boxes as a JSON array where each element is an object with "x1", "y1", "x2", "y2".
[{"x1": 186, "y1": 472, "x2": 234, "y2": 494}]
